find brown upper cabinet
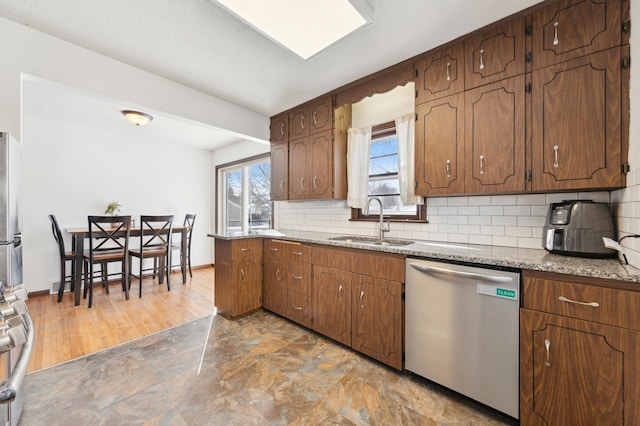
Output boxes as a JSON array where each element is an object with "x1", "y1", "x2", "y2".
[
  {"x1": 415, "y1": 93, "x2": 465, "y2": 195},
  {"x1": 270, "y1": 141, "x2": 288, "y2": 201},
  {"x1": 531, "y1": 0, "x2": 623, "y2": 70},
  {"x1": 465, "y1": 75, "x2": 526, "y2": 194},
  {"x1": 270, "y1": 113, "x2": 288, "y2": 145},
  {"x1": 531, "y1": 47, "x2": 624, "y2": 191},
  {"x1": 289, "y1": 95, "x2": 333, "y2": 139},
  {"x1": 465, "y1": 18, "x2": 526, "y2": 89},
  {"x1": 416, "y1": 43, "x2": 465, "y2": 104}
]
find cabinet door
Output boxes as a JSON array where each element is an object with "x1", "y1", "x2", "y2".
[
  {"x1": 352, "y1": 275, "x2": 403, "y2": 370},
  {"x1": 270, "y1": 113, "x2": 288, "y2": 144},
  {"x1": 289, "y1": 138, "x2": 308, "y2": 199},
  {"x1": 309, "y1": 132, "x2": 333, "y2": 199},
  {"x1": 520, "y1": 309, "x2": 640, "y2": 425},
  {"x1": 263, "y1": 258, "x2": 287, "y2": 316},
  {"x1": 416, "y1": 43, "x2": 465, "y2": 104},
  {"x1": 313, "y1": 266, "x2": 351, "y2": 346},
  {"x1": 465, "y1": 75, "x2": 525, "y2": 194},
  {"x1": 289, "y1": 106, "x2": 309, "y2": 140},
  {"x1": 309, "y1": 96, "x2": 333, "y2": 135},
  {"x1": 415, "y1": 93, "x2": 465, "y2": 195},
  {"x1": 531, "y1": 48, "x2": 623, "y2": 191},
  {"x1": 532, "y1": 0, "x2": 622, "y2": 70},
  {"x1": 270, "y1": 142, "x2": 288, "y2": 201},
  {"x1": 234, "y1": 256, "x2": 262, "y2": 315},
  {"x1": 465, "y1": 18, "x2": 525, "y2": 89}
]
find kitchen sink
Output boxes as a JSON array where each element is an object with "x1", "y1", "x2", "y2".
[{"x1": 328, "y1": 235, "x2": 415, "y2": 247}]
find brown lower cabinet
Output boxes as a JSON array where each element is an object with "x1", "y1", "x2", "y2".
[
  {"x1": 520, "y1": 271, "x2": 640, "y2": 425},
  {"x1": 214, "y1": 238, "x2": 263, "y2": 320},
  {"x1": 311, "y1": 245, "x2": 405, "y2": 370}
]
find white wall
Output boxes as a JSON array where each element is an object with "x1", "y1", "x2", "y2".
[
  {"x1": 23, "y1": 112, "x2": 214, "y2": 293},
  {"x1": 610, "y1": 2, "x2": 639, "y2": 266},
  {"x1": 0, "y1": 16, "x2": 268, "y2": 143}
]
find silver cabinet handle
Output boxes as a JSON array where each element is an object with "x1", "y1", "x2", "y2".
[
  {"x1": 240, "y1": 248, "x2": 251, "y2": 252},
  {"x1": 300, "y1": 114, "x2": 305, "y2": 129},
  {"x1": 446, "y1": 159, "x2": 451, "y2": 178},
  {"x1": 292, "y1": 304, "x2": 303, "y2": 311},
  {"x1": 313, "y1": 111, "x2": 317, "y2": 125},
  {"x1": 292, "y1": 274, "x2": 302, "y2": 280},
  {"x1": 292, "y1": 251, "x2": 303, "y2": 256},
  {"x1": 479, "y1": 155, "x2": 484, "y2": 175},
  {"x1": 553, "y1": 22, "x2": 559, "y2": 46},
  {"x1": 446, "y1": 62, "x2": 451, "y2": 81},
  {"x1": 360, "y1": 290, "x2": 364, "y2": 308},
  {"x1": 280, "y1": 123, "x2": 285, "y2": 136},
  {"x1": 340, "y1": 116, "x2": 344, "y2": 133},
  {"x1": 300, "y1": 177, "x2": 305, "y2": 190},
  {"x1": 279, "y1": 180, "x2": 284, "y2": 192},
  {"x1": 558, "y1": 296, "x2": 600, "y2": 308},
  {"x1": 553, "y1": 145, "x2": 559, "y2": 168},
  {"x1": 240, "y1": 268, "x2": 245, "y2": 279},
  {"x1": 313, "y1": 176, "x2": 317, "y2": 189},
  {"x1": 544, "y1": 339, "x2": 551, "y2": 366},
  {"x1": 410, "y1": 263, "x2": 514, "y2": 283},
  {"x1": 338, "y1": 285, "x2": 343, "y2": 300},
  {"x1": 479, "y1": 49, "x2": 485, "y2": 70},
  {"x1": 270, "y1": 247, "x2": 278, "y2": 252},
  {"x1": 275, "y1": 268, "x2": 281, "y2": 280}
]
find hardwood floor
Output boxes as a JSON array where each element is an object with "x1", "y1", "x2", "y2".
[{"x1": 25, "y1": 266, "x2": 215, "y2": 373}]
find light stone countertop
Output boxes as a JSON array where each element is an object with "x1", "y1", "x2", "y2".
[{"x1": 208, "y1": 229, "x2": 640, "y2": 285}]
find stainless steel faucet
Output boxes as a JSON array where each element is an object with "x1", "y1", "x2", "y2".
[{"x1": 364, "y1": 197, "x2": 390, "y2": 240}]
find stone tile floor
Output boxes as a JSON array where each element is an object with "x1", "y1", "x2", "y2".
[{"x1": 21, "y1": 310, "x2": 517, "y2": 425}]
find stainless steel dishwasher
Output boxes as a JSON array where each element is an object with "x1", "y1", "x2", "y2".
[{"x1": 405, "y1": 258, "x2": 520, "y2": 419}]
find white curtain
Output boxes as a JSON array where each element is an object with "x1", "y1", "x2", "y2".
[
  {"x1": 396, "y1": 113, "x2": 423, "y2": 206},
  {"x1": 347, "y1": 126, "x2": 372, "y2": 209}
]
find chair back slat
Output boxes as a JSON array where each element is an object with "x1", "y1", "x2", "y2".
[
  {"x1": 140, "y1": 215, "x2": 174, "y2": 249},
  {"x1": 88, "y1": 215, "x2": 131, "y2": 255}
]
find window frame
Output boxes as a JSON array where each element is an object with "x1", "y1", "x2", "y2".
[
  {"x1": 215, "y1": 152, "x2": 272, "y2": 234},
  {"x1": 351, "y1": 121, "x2": 427, "y2": 223}
]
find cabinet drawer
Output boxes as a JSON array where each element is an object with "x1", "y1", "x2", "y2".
[
  {"x1": 287, "y1": 263, "x2": 311, "y2": 293},
  {"x1": 522, "y1": 273, "x2": 640, "y2": 331},
  {"x1": 264, "y1": 239, "x2": 311, "y2": 262},
  {"x1": 231, "y1": 239, "x2": 262, "y2": 259},
  {"x1": 286, "y1": 290, "x2": 311, "y2": 327}
]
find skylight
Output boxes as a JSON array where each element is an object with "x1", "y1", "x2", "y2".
[{"x1": 213, "y1": 0, "x2": 373, "y2": 60}]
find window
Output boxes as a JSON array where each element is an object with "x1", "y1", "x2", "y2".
[
  {"x1": 217, "y1": 153, "x2": 272, "y2": 234},
  {"x1": 352, "y1": 121, "x2": 426, "y2": 222}
]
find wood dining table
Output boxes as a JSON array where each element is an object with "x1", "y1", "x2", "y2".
[{"x1": 66, "y1": 225, "x2": 189, "y2": 306}]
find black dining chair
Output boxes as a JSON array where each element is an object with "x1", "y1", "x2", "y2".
[
  {"x1": 157, "y1": 213, "x2": 196, "y2": 280},
  {"x1": 129, "y1": 215, "x2": 174, "y2": 297},
  {"x1": 48, "y1": 214, "x2": 82, "y2": 303},
  {"x1": 83, "y1": 215, "x2": 131, "y2": 308}
]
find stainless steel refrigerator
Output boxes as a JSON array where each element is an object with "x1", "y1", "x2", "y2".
[{"x1": 0, "y1": 132, "x2": 33, "y2": 426}]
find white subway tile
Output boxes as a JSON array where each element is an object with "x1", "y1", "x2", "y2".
[
  {"x1": 459, "y1": 224, "x2": 481, "y2": 234},
  {"x1": 518, "y1": 216, "x2": 546, "y2": 227},
  {"x1": 447, "y1": 197, "x2": 469, "y2": 206},
  {"x1": 481, "y1": 225, "x2": 505, "y2": 236},
  {"x1": 492, "y1": 195, "x2": 517, "y2": 205},
  {"x1": 469, "y1": 216, "x2": 492, "y2": 225},
  {"x1": 493, "y1": 216, "x2": 517, "y2": 226},
  {"x1": 506, "y1": 226, "x2": 532, "y2": 237},
  {"x1": 504, "y1": 205, "x2": 530, "y2": 216},
  {"x1": 518, "y1": 237, "x2": 543, "y2": 249},
  {"x1": 469, "y1": 235, "x2": 492, "y2": 245},
  {"x1": 449, "y1": 234, "x2": 469, "y2": 243},
  {"x1": 492, "y1": 236, "x2": 518, "y2": 247},
  {"x1": 439, "y1": 224, "x2": 459, "y2": 233},
  {"x1": 546, "y1": 193, "x2": 578, "y2": 203},
  {"x1": 469, "y1": 195, "x2": 492, "y2": 205},
  {"x1": 448, "y1": 215, "x2": 469, "y2": 225},
  {"x1": 458, "y1": 206, "x2": 480, "y2": 216},
  {"x1": 480, "y1": 206, "x2": 504, "y2": 216},
  {"x1": 517, "y1": 193, "x2": 546, "y2": 205}
]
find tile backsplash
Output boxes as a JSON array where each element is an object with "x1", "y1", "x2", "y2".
[
  {"x1": 274, "y1": 191, "x2": 611, "y2": 251},
  {"x1": 612, "y1": 167, "x2": 640, "y2": 268}
]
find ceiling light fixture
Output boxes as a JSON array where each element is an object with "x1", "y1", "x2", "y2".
[
  {"x1": 213, "y1": 0, "x2": 373, "y2": 60},
  {"x1": 121, "y1": 110, "x2": 153, "y2": 126}
]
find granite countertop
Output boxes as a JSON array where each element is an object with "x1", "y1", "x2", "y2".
[{"x1": 208, "y1": 229, "x2": 640, "y2": 284}]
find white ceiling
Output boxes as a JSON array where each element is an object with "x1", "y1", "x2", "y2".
[{"x1": 1, "y1": 0, "x2": 543, "y2": 150}]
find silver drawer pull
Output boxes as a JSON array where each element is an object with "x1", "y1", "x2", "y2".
[
  {"x1": 275, "y1": 269, "x2": 281, "y2": 280},
  {"x1": 553, "y1": 22, "x2": 559, "y2": 46},
  {"x1": 479, "y1": 49, "x2": 485, "y2": 70},
  {"x1": 544, "y1": 339, "x2": 551, "y2": 367},
  {"x1": 240, "y1": 248, "x2": 251, "y2": 252},
  {"x1": 553, "y1": 145, "x2": 559, "y2": 168},
  {"x1": 292, "y1": 304, "x2": 303, "y2": 311},
  {"x1": 240, "y1": 268, "x2": 245, "y2": 279},
  {"x1": 338, "y1": 285, "x2": 343, "y2": 300},
  {"x1": 558, "y1": 296, "x2": 600, "y2": 308},
  {"x1": 360, "y1": 290, "x2": 364, "y2": 308},
  {"x1": 292, "y1": 275, "x2": 302, "y2": 280},
  {"x1": 292, "y1": 251, "x2": 303, "y2": 256},
  {"x1": 280, "y1": 123, "x2": 285, "y2": 136},
  {"x1": 270, "y1": 247, "x2": 278, "y2": 252},
  {"x1": 446, "y1": 62, "x2": 451, "y2": 81},
  {"x1": 446, "y1": 159, "x2": 451, "y2": 178}
]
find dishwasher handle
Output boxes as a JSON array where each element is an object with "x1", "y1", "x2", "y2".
[{"x1": 409, "y1": 263, "x2": 513, "y2": 284}]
